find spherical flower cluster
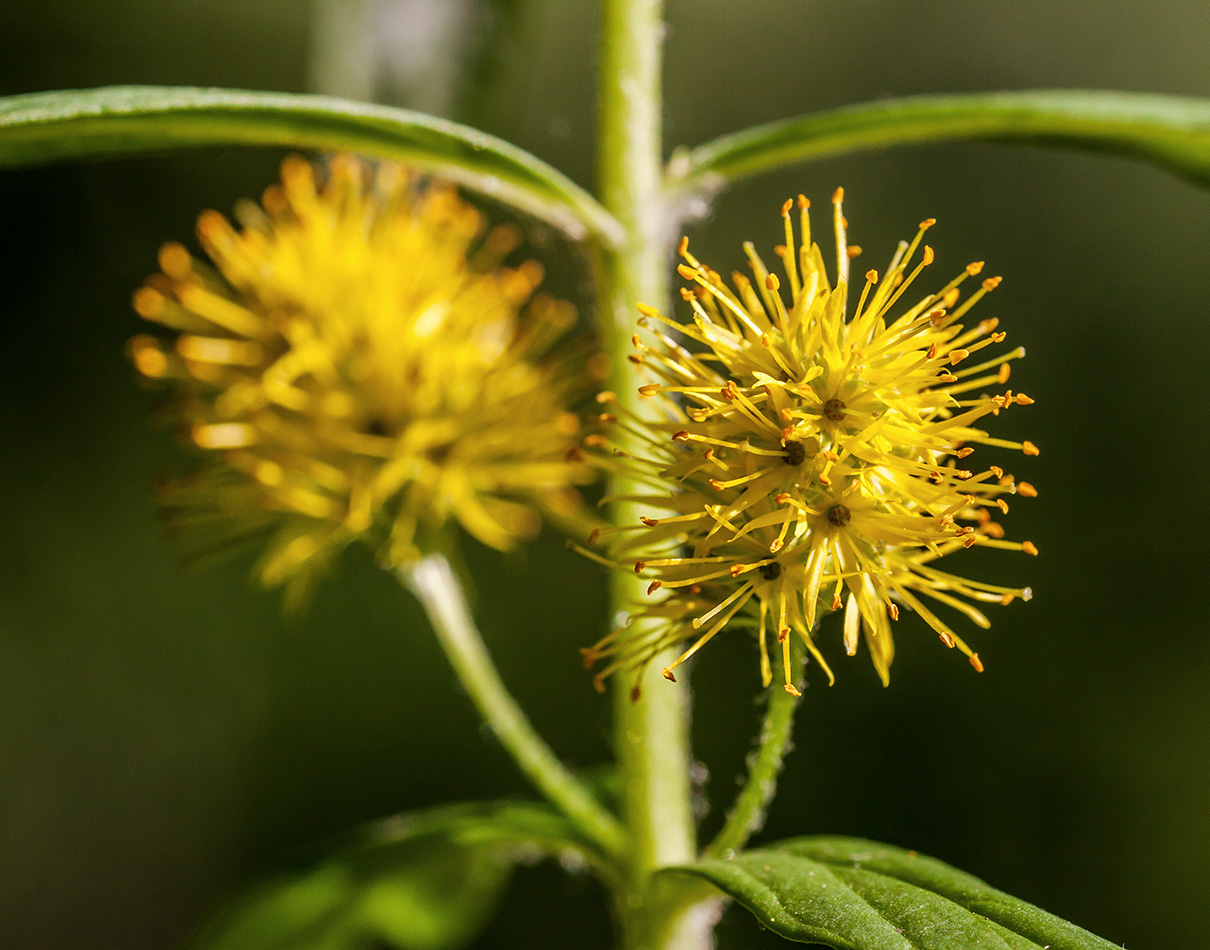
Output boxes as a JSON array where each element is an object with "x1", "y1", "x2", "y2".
[
  {"x1": 584, "y1": 190, "x2": 1036, "y2": 692},
  {"x1": 130, "y1": 155, "x2": 591, "y2": 603}
]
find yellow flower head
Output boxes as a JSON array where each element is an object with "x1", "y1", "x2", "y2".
[
  {"x1": 130, "y1": 155, "x2": 591, "y2": 602},
  {"x1": 585, "y1": 189, "x2": 1036, "y2": 693}
]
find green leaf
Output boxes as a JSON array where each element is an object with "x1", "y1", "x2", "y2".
[
  {"x1": 670, "y1": 90, "x2": 1210, "y2": 194},
  {"x1": 0, "y1": 86, "x2": 621, "y2": 245},
  {"x1": 193, "y1": 801, "x2": 600, "y2": 950},
  {"x1": 668, "y1": 836, "x2": 1121, "y2": 949}
]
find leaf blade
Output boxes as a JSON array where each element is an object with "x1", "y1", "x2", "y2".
[
  {"x1": 0, "y1": 85, "x2": 621, "y2": 244},
  {"x1": 672, "y1": 90, "x2": 1210, "y2": 192},
  {"x1": 668, "y1": 836, "x2": 1121, "y2": 950},
  {"x1": 192, "y1": 800, "x2": 602, "y2": 950}
]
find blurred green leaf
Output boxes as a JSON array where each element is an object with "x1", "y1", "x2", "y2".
[
  {"x1": 668, "y1": 836, "x2": 1120, "y2": 949},
  {"x1": 193, "y1": 801, "x2": 600, "y2": 950},
  {"x1": 0, "y1": 86, "x2": 621, "y2": 245},
  {"x1": 671, "y1": 90, "x2": 1210, "y2": 194}
]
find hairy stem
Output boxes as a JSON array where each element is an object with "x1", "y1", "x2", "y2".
[
  {"x1": 400, "y1": 555, "x2": 626, "y2": 858},
  {"x1": 705, "y1": 643, "x2": 805, "y2": 859},
  {"x1": 598, "y1": 0, "x2": 711, "y2": 947}
]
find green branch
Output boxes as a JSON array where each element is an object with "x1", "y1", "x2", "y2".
[
  {"x1": 399, "y1": 556, "x2": 625, "y2": 860},
  {"x1": 704, "y1": 643, "x2": 804, "y2": 860}
]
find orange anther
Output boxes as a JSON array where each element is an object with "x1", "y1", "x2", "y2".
[
  {"x1": 969, "y1": 654, "x2": 985, "y2": 673},
  {"x1": 781, "y1": 198, "x2": 794, "y2": 216},
  {"x1": 1022, "y1": 541, "x2": 1039, "y2": 556},
  {"x1": 1016, "y1": 481, "x2": 1037, "y2": 497},
  {"x1": 1022, "y1": 441, "x2": 1040, "y2": 456},
  {"x1": 966, "y1": 261, "x2": 985, "y2": 276},
  {"x1": 919, "y1": 217, "x2": 937, "y2": 230},
  {"x1": 922, "y1": 246, "x2": 935, "y2": 265}
]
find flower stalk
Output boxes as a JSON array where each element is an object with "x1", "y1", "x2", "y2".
[
  {"x1": 400, "y1": 555, "x2": 626, "y2": 858},
  {"x1": 705, "y1": 640, "x2": 804, "y2": 859}
]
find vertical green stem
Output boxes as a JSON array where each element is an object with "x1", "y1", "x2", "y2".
[
  {"x1": 399, "y1": 556, "x2": 626, "y2": 858},
  {"x1": 598, "y1": 1, "x2": 711, "y2": 947}
]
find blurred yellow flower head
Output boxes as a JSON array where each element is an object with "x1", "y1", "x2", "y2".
[
  {"x1": 131, "y1": 155, "x2": 591, "y2": 602},
  {"x1": 586, "y1": 190, "x2": 1036, "y2": 692}
]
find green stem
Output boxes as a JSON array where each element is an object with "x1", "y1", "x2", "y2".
[
  {"x1": 598, "y1": 1, "x2": 711, "y2": 947},
  {"x1": 704, "y1": 643, "x2": 805, "y2": 859},
  {"x1": 399, "y1": 555, "x2": 626, "y2": 859}
]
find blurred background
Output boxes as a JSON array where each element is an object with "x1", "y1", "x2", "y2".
[{"x1": 2, "y1": 0, "x2": 1209, "y2": 947}]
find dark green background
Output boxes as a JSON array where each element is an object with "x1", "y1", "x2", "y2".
[{"x1": 2, "y1": 1, "x2": 1208, "y2": 947}]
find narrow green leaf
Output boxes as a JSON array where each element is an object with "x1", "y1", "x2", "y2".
[
  {"x1": 668, "y1": 836, "x2": 1121, "y2": 950},
  {"x1": 193, "y1": 801, "x2": 601, "y2": 950},
  {"x1": 671, "y1": 90, "x2": 1210, "y2": 194},
  {"x1": 0, "y1": 86, "x2": 621, "y2": 244}
]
